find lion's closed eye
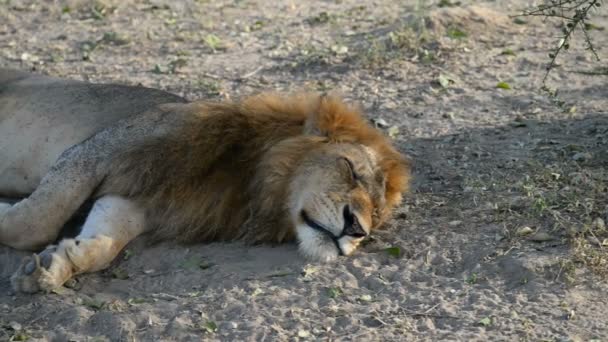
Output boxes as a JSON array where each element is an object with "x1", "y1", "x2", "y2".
[{"x1": 341, "y1": 157, "x2": 360, "y2": 182}]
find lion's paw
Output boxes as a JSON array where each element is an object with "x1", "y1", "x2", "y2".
[{"x1": 11, "y1": 245, "x2": 73, "y2": 293}]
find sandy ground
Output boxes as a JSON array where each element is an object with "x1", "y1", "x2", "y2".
[{"x1": 1, "y1": 0, "x2": 607, "y2": 340}]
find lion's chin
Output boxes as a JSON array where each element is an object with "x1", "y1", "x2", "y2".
[{"x1": 295, "y1": 224, "x2": 341, "y2": 262}]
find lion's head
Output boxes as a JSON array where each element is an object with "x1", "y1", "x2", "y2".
[
  {"x1": 104, "y1": 92, "x2": 409, "y2": 262},
  {"x1": 247, "y1": 94, "x2": 410, "y2": 261}
]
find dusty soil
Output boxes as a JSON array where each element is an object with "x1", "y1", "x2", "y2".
[{"x1": 1, "y1": 0, "x2": 607, "y2": 340}]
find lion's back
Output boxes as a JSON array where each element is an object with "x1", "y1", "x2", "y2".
[{"x1": 0, "y1": 69, "x2": 187, "y2": 196}]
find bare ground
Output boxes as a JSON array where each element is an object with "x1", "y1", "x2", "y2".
[{"x1": 0, "y1": 0, "x2": 607, "y2": 341}]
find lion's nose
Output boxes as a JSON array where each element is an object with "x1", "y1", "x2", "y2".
[{"x1": 342, "y1": 205, "x2": 367, "y2": 238}]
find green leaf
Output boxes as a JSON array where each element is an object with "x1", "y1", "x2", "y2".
[
  {"x1": 203, "y1": 321, "x2": 218, "y2": 333},
  {"x1": 127, "y1": 297, "x2": 148, "y2": 305},
  {"x1": 496, "y1": 82, "x2": 511, "y2": 90},
  {"x1": 446, "y1": 27, "x2": 467, "y2": 39},
  {"x1": 500, "y1": 49, "x2": 516, "y2": 56},
  {"x1": 512, "y1": 18, "x2": 527, "y2": 25},
  {"x1": 385, "y1": 246, "x2": 401, "y2": 257},
  {"x1": 437, "y1": 74, "x2": 453, "y2": 88},
  {"x1": 466, "y1": 273, "x2": 478, "y2": 284},
  {"x1": 327, "y1": 287, "x2": 343, "y2": 298},
  {"x1": 11, "y1": 333, "x2": 29, "y2": 341},
  {"x1": 204, "y1": 34, "x2": 222, "y2": 51},
  {"x1": 479, "y1": 317, "x2": 492, "y2": 326}
]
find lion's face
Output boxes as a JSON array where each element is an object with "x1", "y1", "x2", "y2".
[{"x1": 288, "y1": 143, "x2": 388, "y2": 261}]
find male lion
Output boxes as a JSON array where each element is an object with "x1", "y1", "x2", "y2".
[{"x1": 0, "y1": 69, "x2": 410, "y2": 293}]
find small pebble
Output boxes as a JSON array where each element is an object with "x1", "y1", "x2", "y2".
[{"x1": 517, "y1": 226, "x2": 533, "y2": 236}]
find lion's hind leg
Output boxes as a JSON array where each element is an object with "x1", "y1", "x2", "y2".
[{"x1": 11, "y1": 195, "x2": 145, "y2": 293}]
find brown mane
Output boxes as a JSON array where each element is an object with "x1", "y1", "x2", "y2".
[{"x1": 99, "y1": 93, "x2": 410, "y2": 244}]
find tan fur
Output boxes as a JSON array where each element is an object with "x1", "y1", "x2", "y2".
[{"x1": 99, "y1": 93, "x2": 410, "y2": 245}]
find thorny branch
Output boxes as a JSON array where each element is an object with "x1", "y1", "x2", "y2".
[{"x1": 517, "y1": 0, "x2": 603, "y2": 85}]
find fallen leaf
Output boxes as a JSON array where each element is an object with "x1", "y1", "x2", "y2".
[
  {"x1": 385, "y1": 246, "x2": 401, "y2": 257},
  {"x1": 203, "y1": 321, "x2": 218, "y2": 333},
  {"x1": 496, "y1": 82, "x2": 511, "y2": 90},
  {"x1": 387, "y1": 126, "x2": 399, "y2": 138},
  {"x1": 437, "y1": 74, "x2": 454, "y2": 88},
  {"x1": 127, "y1": 297, "x2": 148, "y2": 305},
  {"x1": 327, "y1": 287, "x2": 343, "y2": 298},
  {"x1": 479, "y1": 317, "x2": 492, "y2": 326}
]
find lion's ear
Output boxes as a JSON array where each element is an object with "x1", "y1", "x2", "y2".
[{"x1": 303, "y1": 93, "x2": 327, "y2": 136}]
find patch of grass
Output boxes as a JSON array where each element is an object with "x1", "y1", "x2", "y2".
[
  {"x1": 327, "y1": 287, "x2": 343, "y2": 298},
  {"x1": 88, "y1": 1, "x2": 115, "y2": 20},
  {"x1": 466, "y1": 273, "x2": 479, "y2": 284},
  {"x1": 202, "y1": 321, "x2": 217, "y2": 334},
  {"x1": 385, "y1": 246, "x2": 402, "y2": 257},
  {"x1": 478, "y1": 316, "x2": 492, "y2": 327},
  {"x1": 446, "y1": 27, "x2": 467, "y2": 39},
  {"x1": 293, "y1": 44, "x2": 333, "y2": 67},
  {"x1": 99, "y1": 31, "x2": 130, "y2": 46},
  {"x1": 306, "y1": 11, "x2": 337, "y2": 26},
  {"x1": 197, "y1": 79, "x2": 221, "y2": 96},
  {"x1": 355, "y1": 25, "x2": 439, "y2": 68},
  {"x1": 203, "y1": 34, "x2": 225, "y2": 52}
]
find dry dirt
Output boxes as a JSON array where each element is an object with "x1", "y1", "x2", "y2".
[{"x1": 1, "y1": 0, "x2": 607, "y2": 341}]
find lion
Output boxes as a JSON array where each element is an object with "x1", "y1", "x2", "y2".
[{"x1": 0, "y1": 69, "x2": 410, "y2": 293}]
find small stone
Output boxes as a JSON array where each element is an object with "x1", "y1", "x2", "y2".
[
  {"x1": 297, "y1": 329, "x2": 310, "y2": 338},
  {"x1": 359, "y1": 294, "x2": 373, "y2": 302},
  {"x1": 517, "y1": 226, "x2": 534, "y2": 236},
  {"x1": 330, "y1": 45, "x2": 348, "y2": 55},
  {"x1": 572, "y1": 152, "x2": 591, "y2": 162},
  {"x1": 448, "y1": 220, "x2": 462, "y2": 227}
]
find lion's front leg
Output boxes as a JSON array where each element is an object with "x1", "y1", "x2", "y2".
[
  {"x1": 11, "y1": 195, "x2": 145, "y2": 293},
  {"x1": 0, "y1": 146, "x2": 102, "y2": 250}
]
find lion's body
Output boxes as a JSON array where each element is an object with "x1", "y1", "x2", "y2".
[
  {"x1": 0, "y1": 69, "x2": 409, "y2": 293},
  {"x1": 0, "y1": 69, "x2": 186, "y2": 196}
]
